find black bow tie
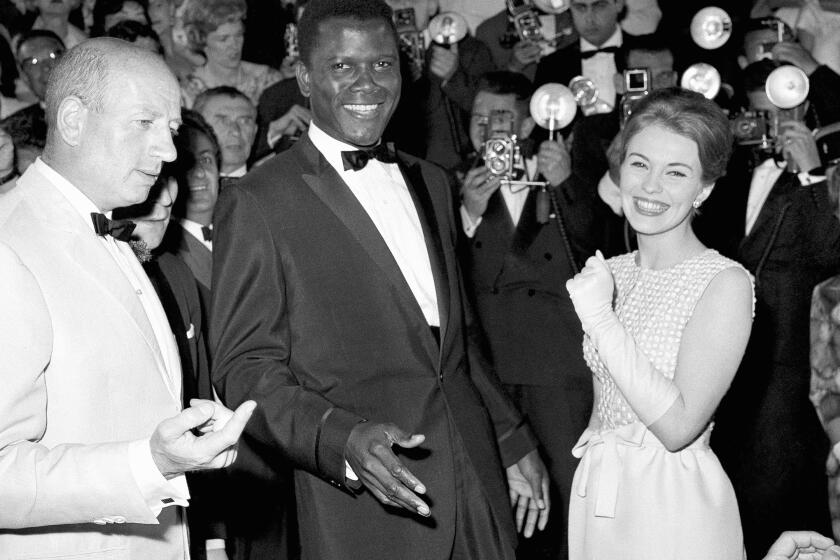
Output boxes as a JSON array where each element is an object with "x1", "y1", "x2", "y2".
[
  {"x1": 341, "y1": 143, "x2": 397, "y2": 171},
  {"x1": 91, "y1": 212, "x2": 136, "y2": 242},
  {"x1": 201, "y1": 225, "x2": 213, "y2": 242},
  {"x1": 580, "y1": 46, "x2": 619, "y2": 59}
]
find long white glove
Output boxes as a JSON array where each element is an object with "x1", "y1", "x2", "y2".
[{"x1": 566, "y1": 251, "x2": 680, "y2": 426}]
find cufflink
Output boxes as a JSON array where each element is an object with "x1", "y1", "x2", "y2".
[{"x1": 162, "y1": 497, "x2": 175, "y2": 504}]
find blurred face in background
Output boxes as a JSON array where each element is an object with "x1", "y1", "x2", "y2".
[
  {"x1": 570, "y1": 0, "x2": 624, "y2": 47},
  {"x1": 18, "y1": 36, "x2": 65, "y2": 101},
  {"x1": 116, "y1": 176, "x2": 178, "y2": 250},
  {"x1": 198, "y1": 94, "x2": 256, "y2": 174},
  {"x1": 104, "y1": 0, "x2": 149, "y2": 32},
  {"x1": 626, "y1": 49, "x2": 676, "y2": 90},
  {"x1": 469, "y1": 91, "x2": 532, "y2": 153},
  {"x1": 183, "y1": 128, "x2": 220, "y2": 221},
  {"x1": 205, "y1": 19, "x2": 245, "y2": 69}
]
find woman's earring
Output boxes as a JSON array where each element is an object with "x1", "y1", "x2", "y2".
[{"x1": 692, "y1": 199, "x2": 702, "y2": 209}]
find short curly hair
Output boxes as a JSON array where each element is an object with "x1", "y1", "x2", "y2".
[{"x1": 181, "y1": 0, "x2": 246, "y2": 52}]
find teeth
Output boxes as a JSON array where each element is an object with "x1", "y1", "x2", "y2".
[
  {"x1": 344, "y1": 104, "x2": 377, "y2": 112},
  {"x1": 635, "y1": 198, "x2": 669, "y2": 213}
]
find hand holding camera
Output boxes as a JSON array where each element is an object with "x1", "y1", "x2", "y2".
[
  {"x1": 777, "y1": 120, "x2": 821, "y2": 173},
  {"x1": 462, "y1": 166, "x2": 503, "y2": 222},
  {"x1": 430, "y1": 42, "x2": 459, "y2": 82},
  {"x1": 537, "y1": 138, "x2": 571, "y2": 187},
  {"x1": 509, "y1": 40, "x2": 543, "y2": 72}
]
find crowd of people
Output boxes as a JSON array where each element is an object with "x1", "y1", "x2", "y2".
[{"x1": 1, "y1": 0, "x2": 840, "y2": 559}]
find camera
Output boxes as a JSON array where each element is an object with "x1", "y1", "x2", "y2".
[
  {"x1": 393, "y1": 8, "x2": 425, "y2": 78},
  {"x1": 620, "y1": 68, "x2": 650, "y2": 126},
  {"x1": 507, "y1": 0, "x2": 544, "y2": 43},
  {"x1": 731, "y1": 110, "x2": 773, "y2": 145},
  {"x1": 482, "y1": 110, "x2": 520, "y2": 177}
]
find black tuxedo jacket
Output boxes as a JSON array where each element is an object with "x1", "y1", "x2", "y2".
[
  {"x1": 704, "y1": 152, "x2": 840, "y2": 556},
  {"x1": 210, "y1": 133, "x2": 535, "y2": 560},
  {"x1": 460, "y1": 184, "x2": 593, "y2": 388},
  {"x1": 533, "y1": 33, "x2": 638, "y2": 89}
]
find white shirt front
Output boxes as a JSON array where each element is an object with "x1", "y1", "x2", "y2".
[
  {"x1": 33, "y1": 157, "x2": 189, "y2": 516},
  {"x1": 307, "y1": 122, "x2": 440, "y2": 327},
  {"x1": 460, "y1": 156, "x2": 538, "y2": 237},
  {"x1": 580, "y1": 26, "x2": 622, "y2": 112},
  {"x1": 745, "y1": 158, "x2": 785, "y2": 235}
]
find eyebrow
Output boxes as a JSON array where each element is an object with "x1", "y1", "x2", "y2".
[{"x1": 628, "y1": 152, "x2": 695, "y2": 170}]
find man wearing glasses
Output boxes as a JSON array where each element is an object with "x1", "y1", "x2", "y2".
[{"x1": 0, "y1": 29, "x2": 65, "y2": 179}]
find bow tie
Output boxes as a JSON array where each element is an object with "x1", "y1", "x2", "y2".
[
  {"x1": 580, "y1": 46, "x2": 619, "y2": 59},
  {"x1": 341, "y1": 143, "x2": 397, "y2": 171},
  {"x1": 91, "y1": 212, "x2": 136, "y2": 242},
  {"x1": 201, "y1": 225, "x2": 213, "y2": 242}
]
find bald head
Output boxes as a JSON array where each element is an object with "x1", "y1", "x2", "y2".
[{"x1": 45, "y1": 38, "x2": 174, "y2": 136}]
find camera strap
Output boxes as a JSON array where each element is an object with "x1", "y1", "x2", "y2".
[{"x1": 545, "y1": 186, "x2": 580, "y2": 274}]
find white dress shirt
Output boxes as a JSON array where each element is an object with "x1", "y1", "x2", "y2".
[
  {"x1": 34, "y1": 157, "x2": 189, "y2": 516},
  {"x1": 307, "y1": 122, "x2": 440, "y2": 327},
  {"x1": 580, "y1": 26, "x2": 622, "y2": 112}
]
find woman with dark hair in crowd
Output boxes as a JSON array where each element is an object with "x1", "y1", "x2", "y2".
[
  {"x1": 565, "y1": 87, "x2": 754, "y2": 559},
  {"x1": 179, "y1": 0, "x2": 282, "y2": 108}
]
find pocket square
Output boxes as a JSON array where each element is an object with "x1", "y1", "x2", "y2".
[{"x1": 186, "y1": 323, "x2": 195, "y2": 340}]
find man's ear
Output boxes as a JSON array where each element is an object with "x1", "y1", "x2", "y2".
[
  {"x1": 55, "y1": 96, "x2": 87, "y2": 147},
  {"x1": 296, "y1": 62, "x2": 311, "y2": 98},
  {"x1": 520, "y1": 115, "x2": 536, "y2": 139}
]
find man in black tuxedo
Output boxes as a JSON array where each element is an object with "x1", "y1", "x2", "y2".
[
  {"x1": 534, "y1": 0, "x2": 632, "y2": 111},
  {"x1": 702, "y1": 60, "x2": 840, "y2": 560},
  {"x1": 210, "y1": 1, "x2": 550, "y2": 559},
  {"x1": 457, "y1": 71, "x2": 592, "y2": 560}
]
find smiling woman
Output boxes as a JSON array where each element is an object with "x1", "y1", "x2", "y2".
[{"x1": 565, "y1": 88, "x2": 754, "y2": 559}]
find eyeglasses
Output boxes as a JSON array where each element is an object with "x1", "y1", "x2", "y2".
[{"x1": 19, "y1": 50, "x2": 65, "y2": 69}]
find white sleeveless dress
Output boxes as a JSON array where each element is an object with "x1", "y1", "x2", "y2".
[{"x1": 568, "y1": 249, "x2": 751, "y2": 560}]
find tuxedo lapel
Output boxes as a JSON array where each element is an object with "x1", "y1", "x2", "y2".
[
  {"x1": 178, "y1": 229, "x2": 212, "y2": 289},
  {"x1": 741, "y1": 172, "x2": 797, "y2": 252},
  {"x1": 19, "y1": 172, "x2": 169, "y2": 385},
  {"x1": 399, "y1": 159, "x2": 450, "y2": 349},
  {"x1": 511, "y1": 189, "x2": 541, "y2": 254},
  {"x1": 297, "y1": 137, "x2": 438, "y2": 362}
]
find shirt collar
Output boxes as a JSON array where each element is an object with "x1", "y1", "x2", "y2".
[
  {"x1": 34, "y1": 157, "x2": 103, "y2": 232},
  {"x1": 580, "y1": 26, "x2": 622, "y2": 52},
  {"x1": 307, "y1": 120, "x2": 384, "y2": 175},
  {"x1": 222, "y1": 164, "x2": 247, "y2": 178}
]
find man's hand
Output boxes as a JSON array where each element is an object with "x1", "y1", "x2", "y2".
[
  {"x1": 772, "y1": 41, "x2": 820, "y2": 75},
  {"x1": 429, "y1": 43, "x2": 459, "y2": 82},
  {"x1": 537, "y1": 138, "x2": 572, "y2": 187},
  {"x1": 150, "y1": 399, "x2": 256, "y2": 478},
  {"x1": 777, "y1": 120, "x2": 821, "y2": 174},
  {"x1": 506, "y1": 449, "x2": 550, "y2": 538},
  {"x1": 763, "y1": 530, "x2": 840, "y2": 560},
  {"x1": 345, "y1": 422, "x2": 430, "y2": 516},
  {"x1": 461, "y1": 166, "x2": 502, "y2": 222},
  {"x1": 508, "y1": 40, "x2": 542, "y2": 72},
  {"x1": 267, "y1": 104, "x2": 312, "y2": 147},
  {"x1": 0, "y1": 128, "x2": 14, "y2": 179}
]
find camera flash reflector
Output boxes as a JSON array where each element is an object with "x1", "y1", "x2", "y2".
[{"x1": 690, "y1": 7, "x2": 732, "y2": 50}]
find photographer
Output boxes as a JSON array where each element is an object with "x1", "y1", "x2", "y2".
[
  {"x1": 458, "y1": 70, "x2": 592, "y2": 560},
  {"x1": 703, "y1": 59, "x2": 840, "y2": 560}
]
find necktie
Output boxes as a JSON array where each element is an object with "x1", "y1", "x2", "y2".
[
  {"x1": 580, "y1": 46, "x2": 619, "y2": 60},
  {"x1": 91, "y1": 212, "x2": 136, "y2": 242},
  {"x1": 340, "y1": 142, "x2": 398, "y2": 171},
  {"x1": 201, "y1": 225, "x2": 213, "y2": 242}
]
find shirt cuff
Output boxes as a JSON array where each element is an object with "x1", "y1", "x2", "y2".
[
  {"x1": 798, "y1": 170, "x2": 826, "y2": 186},
  {"x1": 206, "y1": 539, "x2": 226, "y2": 551},
  {"x1": 459, "y1": 204, "x2": 482, "y2": 238},
  {"x1": 345, "y1": 460, "x2": 359, "y2": 482},
  {"x1": 128, "y1": 438, "x2": 190, "y2": 517}
]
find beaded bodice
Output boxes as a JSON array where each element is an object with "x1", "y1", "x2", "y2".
[{"x1": 583, "y1": 249, "x2": 753, "y2": 430}]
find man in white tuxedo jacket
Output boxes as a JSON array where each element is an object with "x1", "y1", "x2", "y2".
[{"x1": 0, "y1": 38, "x2": 254, "y2": 560}]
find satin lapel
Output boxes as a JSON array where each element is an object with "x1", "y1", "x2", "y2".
[
  {"x1": 297, "y1": 137, "x2": 435, "y2": 355},
  {"x1": 179, "y1": 230, "x2": 213, "y2": 289},
  {"x1": 399, "y1": 160, "x2": 450, "y2": 351},
  {"x1": 19, "y1": 172, "x2": 168, "y2": 378},
  {"x1": 485, "y1": 188, "x2": 515, "y2": 235},
  {"x1": 511, "y1": 189, "x2": 541, "y2": 254}
]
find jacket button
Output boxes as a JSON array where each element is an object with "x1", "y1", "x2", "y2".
[
  {"x1": 474, "y1": 241, "x2": 482, "y2": 248},
  {"x1": 527, "y1": 289, "x2": 535, "y2": 297},
  {"x1": 544, "y1": 252, "x2": 552, "y2": 260}
]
